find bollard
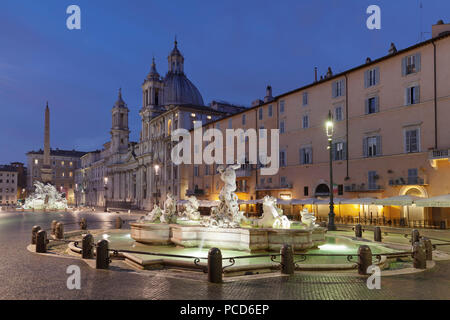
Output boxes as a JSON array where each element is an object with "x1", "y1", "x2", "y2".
[
  {"x1": 374, "y1": 226, "x2": 382, "y2": 242},
  {"x1": 96, "y1": 239, "x2": 110, "y2": 269},
  {"x1": 36, "y1": 230, "x2": 47, "y2": 253},
  {"x1": 79, "y1": 218, "x2": 87, "y2": 230},
  {"x1": 420, "y1": 237, "x2": 433, "y2": 261},
  {"x1": 413, "y1": 241, "x2": 426, "y2": 269},
  {"x1": 51, "y1": 220, "x2": 58, "y2": 236},
  {"x1": 82, "y1": 234, "x2": 94, "y2": 259},
  {"x1": 357, "y1": 245, "x2": 372, "y2": 275},
  {"x1": 31, "y1": 225, "x2": 42, "y2": 245},
  {"x1": 55, "y1": 222, "x2": 64, "y2": 239},
  {"x1": 281, "y1": 244, "x2": 295, "y2": 275},
  {"x1": 355, "y1": 224, "x2": 362, "y2": 238},
  {"x1": 411, "y1": 229, "x2": 420, "y2": 244},
  {"x1": 115, "y1": 217, "x2": 123, "y2": 229},
  {"x1": 207, "y1": 248, "x2": 223, "y2": 283}
]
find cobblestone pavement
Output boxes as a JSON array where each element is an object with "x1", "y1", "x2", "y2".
[{"x1": 0, "y1": 211, "x2": 449, "y2": 300}]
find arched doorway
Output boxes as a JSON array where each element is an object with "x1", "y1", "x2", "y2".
[
  {"x1": 400, "y1": 186, "x2": 427, "y2": 223},
  {"x1": 315, "y1": 184, "x2": 330, "y2": 197}
]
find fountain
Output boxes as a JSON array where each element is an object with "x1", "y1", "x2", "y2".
[
  {"x1": 22, "y1": 181, "x2": 68, "y2": 211},
  {"x1": 130, "y1": 164, "x2": 326, "y2": 252}
]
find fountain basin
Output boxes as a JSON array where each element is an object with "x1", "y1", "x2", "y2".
[{"x1": 130, "y1": 222, "x2": 326, "y2": 252}]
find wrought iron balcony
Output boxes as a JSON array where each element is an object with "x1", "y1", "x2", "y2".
[
  {"x1": 344, "y1": 184, "x2": 384, "y2": 192},
  {"x1": 255, "y1": 183, "x2": 293, "y2": 191},
  {"x1": 389, "y1": 177, "x2": 427, "y2": 186}
]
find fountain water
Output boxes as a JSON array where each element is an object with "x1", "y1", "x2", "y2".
[{"x1": 22, "y1": 181, "x2": 68, "y2": 211}]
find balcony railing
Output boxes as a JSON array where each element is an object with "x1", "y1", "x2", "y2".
[
  {"x1": 255, "y1": 183, "x2": 293, "y2": 191},
  {"x1": 344, "y1": 184, "x2": 383, "y2": 192},
  {"x1": 389, "y1": 177, "x2": 427, "y2": 186},
  {"x1": 429, "y1": 148, "x2": 449, "y2": 159}
]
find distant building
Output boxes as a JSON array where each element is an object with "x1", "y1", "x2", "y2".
[
  {"x1": 0, "y1": 165, "x2": 18, "y2": 207},
  {"x1": 9, "y1": 162, "x2": 27, "y2": 201}
]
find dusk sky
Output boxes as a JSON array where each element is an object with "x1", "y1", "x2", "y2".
[{"x1": 1, "y1": 0, "x2": 448, "y2": 164}]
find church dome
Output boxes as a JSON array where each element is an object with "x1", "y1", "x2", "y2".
[{"x1": 163, "y1": 73, "x2": 204, "y2": 106}]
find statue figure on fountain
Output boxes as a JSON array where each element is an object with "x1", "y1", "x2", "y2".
[
  {"x1": 300, "y1": 208, "x2": 317, "y2": 229},
  {"x1": 252, "y1": 196, "x2": 291, "y2": 229},
  {"x1": 23, "y1": 181, "x2": 68, "y2": 211},
  {"x1": 144, "y1": 204, "x2": 163, "y2": 222},
  {"x1": 160, "y1": 192, "x2": 177, "y2": 224},
  {"x1": 203, "y1": 164, "x2": 247, "y2": 228},
  {"x1": 179, "y1": 196, "x2": 201, "y2": 221}
]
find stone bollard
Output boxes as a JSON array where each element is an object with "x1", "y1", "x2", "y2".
[
  {"x1": 31, "y1": 225, "x2": 42, "y2": 245},
  {"x1": 51, "y1": 220, "x2": 58, "y2": 236},
  {"x1": 96, "y1": 239, "x2": 110, "y2": 269},
  {"x1": 82, "y1": 234, "x2": 94, "y2": 259},
  {"x1": 420, "y1": 237, "x2": 433, "y2": 261},
  {"x1": 355, "y1": 224, "x2": 363, "y2": 238},
  {"x1": 374, "y1": 226, "x2": 382, "y2": 242},
  {"x1": 115, "y1": 217, "x2": 123, "y2": 229},
  {"x1": 281, "y1": 244, "x2": 295, "y2": 275},
  {"x1": 79, "y1": 218, "x2": 87, "y2": 230},
  {"x1": 358, "y1": 245, "x2": 372, "y2": 275},
  {"x1": 207, "y1": 248, "x2": 223, "y2": 283},
  {"x1": 36, "y1": 230, "x2": 47, "y2": 253},
  {"x1": 55, "y1": 222, "x2": 64, "y2": 239},
  {"x1": 413, "y1": 241, "x2": 426, "y2": 269},
  {"x1": 411, "y1": 229, "x2": 420, "y2": 244}
]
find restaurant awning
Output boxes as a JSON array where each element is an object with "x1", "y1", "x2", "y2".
[
  {"x1": 373, "y1": 195, "x2": 421, "y2": 206},
  {"x1": 414, "y1": 194, "x2": 450, "y2": 207},
  {"x1": 340, "y1": 197, "x2": 377, "y2": 205}
]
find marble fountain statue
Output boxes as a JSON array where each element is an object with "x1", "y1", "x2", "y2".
[
  {"x1": 22, "y1": 181, "x2": 68, "y2": 211},
  {"x1": 130, "y1": 164, "x2": 326, "y2": 252}
]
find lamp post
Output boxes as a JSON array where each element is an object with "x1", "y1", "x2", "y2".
[
  {"x1": 326, "y1": 110, "x2": 336, "y2": 231},
  {"x1": 154, "y1": 164, "x2": 160, "y2": 207},
  {"x1": 103, "y1": 176, "x2": 108, "y2": 213}
]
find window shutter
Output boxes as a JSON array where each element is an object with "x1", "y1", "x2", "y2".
[
  {"x1": 402, "y1": 57, "x2": 407, "y2": 76},
  {"x1": 406, "y1": 88, "x2": 411, "y2": 105},
  {"x1": 405, "y1": 131, "x2": 410, "y2": 153},
  {"x1": 376, "y1": 135, "x2": 382, "y2": 156},
  {"x1": 415, "y1": 53, "x2": 421, "y2": 72},
  {"x1": 375, "y1": 67, "x2": 380, "y2": 85},
  {"x1": 363, "y1": 138, "x2": 368, "y2": 157},
  {"x1": 365, "y1": 98, "x2": 369, "y2": 114},
  {"x1": 332, "y1": 82, "x2": 337, "y2": 98},
  {"x1": 364, "y1": 70, "x2": 369, "y2": 88},
  {"x1": 415, "y1": 86, "x2": 420, "y2": 103},
  {"x1": 375, "y1": 96, "x2": 380, "y2": 113},
  {"x1": 342, "y1": 79, "x2": 346, "y2": 95},
  {"x1": 309, "y1": 147, "x2": 313, "y2": 164}
]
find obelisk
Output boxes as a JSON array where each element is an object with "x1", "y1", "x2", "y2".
[{"x1": 41, "y1": 102, "x2": 52, "y2": 183}]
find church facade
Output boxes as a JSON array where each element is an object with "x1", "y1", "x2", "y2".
[{"x1": 74, "y1": 41, "x2": 245, "y2": 210}]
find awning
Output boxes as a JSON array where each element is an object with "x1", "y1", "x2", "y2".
[
  {"x1": 291, "y1": 198, "x2": 318, "y2": 205},
  {"x1": 340, "y1": 197, "x2": 377, "y2": 205},
  {"x1": 373, "y1": 195, "x2": 421, "y2": 206},
  {"x1": 414, "y1": 194, "x2": 450, "y2": 207}
]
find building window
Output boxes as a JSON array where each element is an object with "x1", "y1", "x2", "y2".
[
  {"x1": 365, "y1": 96, "x2": 379, "y2": 114},
  {"x1": 259, "y1": 108, "x2": 263, "y2": 120},
  {"x1": 205, "y1": 165, "x2": 210, "y2": 176},
  {"x1": 302, "y1": 115, "x2": 309, "y2": 129},
  {"x1": 368, "y1": 171, "x2": 377, "y2": 190},
  {"x1": 228, "y1": 119, "x2": 232, "y2": 129},
  {"x1": 338, "y1": 184, "x2": 344, "y2": 195},
  {"x1": 280, "y1": 120, "x2": 285, "y2": 134},
  {"x1": 280, "y1": 100, "x2": 285, "y2": 114},
  {"x1": 260, "y1": 178, "x2": 265, "y2": 185},
  {"x1": 279, "y1": 151, "x2": 286, "y2": 167},
  {"x1": 268, "y1": 105, "x2": 273, "y2": 117},
  {"x1": 364, "y1": 136, "x2": 381, "y2": 157},
  {"x1": 335, "y1": 106, "x2": 343, "y2": 121},
  {"x1": 364, "y1": 67, "x2": 379, "y2": 88},
  {"x1": 242, "y1": 114, "x2": 246, "y2": 125},
  {"x1": 405, "y1": 86, "x2": 420, "y2": 105},
  {"x1": 402, "y1": 53, "x2": 421, "y2": 76},
  {"x1": 333, "y1": 142, "x2": 346, "y2": 160},
  {"x1": 304, "y1": 186, "x2": 309, "y2": 196},
  {"x1": 332, "y1": 79, "x2": 345, "y2": 98},
  {"x1": 299, "y1": 147, "x2": 312, "y2": 164},
  {"x1": 302, "y1": 92, "x2": 308, "y2": 106},
  {"x1": 280, "y1": 176, "x2": 287, "y2": 185},
  {"x1": 408, "y1": 168, "x2": 419, "y2": 185},
  {"x1": 194, "y1": 166, "x2": 199, "y2": 177},
  {"x1": 405, "y1": 128, "x2": 420, "y2": 153},
  {"x1": 61, "y1": 161, "x2": 65, "y2": 166}
]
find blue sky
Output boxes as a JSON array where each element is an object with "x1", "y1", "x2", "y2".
[{"x1": 0, "y1": 0, "x2": 448, "y2": 164}]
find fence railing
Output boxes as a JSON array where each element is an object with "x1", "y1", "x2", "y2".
[{"x1": 316, "y1": 216, "x2": 448, "y2": 230}]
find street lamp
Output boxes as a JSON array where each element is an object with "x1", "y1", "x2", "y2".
[
  {"x1": 104, "y1": 176, "x2": 108, "y2": 213},
  {"x1": 326, "y1": 110, "x2": 336, "y2": 231}
]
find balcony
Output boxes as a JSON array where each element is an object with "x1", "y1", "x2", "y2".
[
  {"x1": 429, "y1": 148, "x2": 450, "y2": 168},
  {"x1": 344, "y1": 184, "x2": 384, "y2": 192},
  {"x1": 255, "y1": 183, "x2": 293, "y2": 191},
  {"x1": 389, "y1": 177, "x2": 427, "y2": 186}
]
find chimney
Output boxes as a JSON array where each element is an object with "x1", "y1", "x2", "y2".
[
  {"x1": 366, "y1": 57, "x2": 372, "y2": 63},
  {"x1": 326, "y1": 67, "x2": 333, "y2": 78},
  {"x1": 432, "y1": 19, "x2": 450, "y2": 38},
  {"x1": 264, "y1": 85, "x2": 273, "y2": 102},
  {"x1": 314, "y1": 67, "x2": 318, "y2": 82},
  {"x1": 388, "y1": 42, "x2": 397, "y2": 55}
]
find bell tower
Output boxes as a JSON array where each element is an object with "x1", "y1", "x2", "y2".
[{"x1": 110, "y1": 88, "x2": 130, "y2": 154}]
